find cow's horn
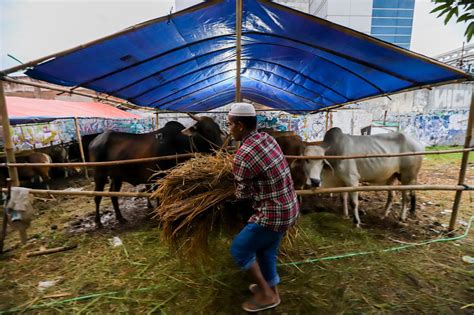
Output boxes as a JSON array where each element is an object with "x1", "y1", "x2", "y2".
[{"x1": 187, "y1": 113, "x2": 201, "y2": 121}]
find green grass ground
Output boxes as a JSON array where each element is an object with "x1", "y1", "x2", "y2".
[{"x1": 0, "y1": 147, "x2": 472, "y2": 314}]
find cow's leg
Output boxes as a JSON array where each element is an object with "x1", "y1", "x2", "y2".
[
  {"x1": 349, "y1": 191, "x2": 361, "y2": 228},
  {"x1": 110, "y1": 179, "x2": 126, "y2": 224},
  {"x1": 382, "y1": 190, "x2": 395, "y2": 219},
  {"x1": 400, "y1": 190, "x2": 409, "y2": 221},
  {"x1": 143, "y1": 184, "x2": 156, "y2": 209},
  {"x1": 410, "y1": 190, "x2": 417, "y2": 216},
  {"x1": 400, "y1": 175, "x2": 417, "y2": 221},
  {"x1": 341, "y1": 192, "x2": 349, "y2": 218},
  {"x1": 94, "y1": 176, "x2": 107, "y2": 228}
]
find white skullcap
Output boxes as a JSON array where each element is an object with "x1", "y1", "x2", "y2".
[{"x1": 228, "y1": 102, "x2": 256, "y2": 117}]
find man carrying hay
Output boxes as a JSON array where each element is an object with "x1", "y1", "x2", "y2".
[{"x1": 227, "y1": 102, "x2": 300, "y2": 312}]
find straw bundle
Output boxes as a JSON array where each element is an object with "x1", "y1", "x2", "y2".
[
  {"x1": 152, "y1": 151, "x2": 299, "y2": 258},
  {"x1": 151, "y1": 151, "x2": 241, "y2": 254}
]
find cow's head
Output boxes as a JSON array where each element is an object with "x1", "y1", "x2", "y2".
[
  {"x1": 303, "y1": 145, "x2": 331, "y2": 188},
  {"x1": 182, "y1": 114, "x2": 224, "y2": 150}
]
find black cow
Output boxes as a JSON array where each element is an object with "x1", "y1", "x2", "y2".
[{"x1": 88, "y1": 114, "x2": 224, "y2": 227}]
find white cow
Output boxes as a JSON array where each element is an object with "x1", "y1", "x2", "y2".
[{"x1": 304, "y1": 127, "x2": 424, "y2": 227}]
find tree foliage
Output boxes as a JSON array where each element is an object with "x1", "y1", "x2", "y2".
[{"x1": 430, "y1": 0, "x2": 473, "y2": 42}]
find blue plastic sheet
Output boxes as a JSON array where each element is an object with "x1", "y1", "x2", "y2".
[{"x1": 25, "y1": 0, "x2": 469, "y2": 113}]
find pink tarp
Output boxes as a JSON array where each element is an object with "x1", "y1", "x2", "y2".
[{"x1": 6, "y1": 96, "x2": 140, "y2": 119}]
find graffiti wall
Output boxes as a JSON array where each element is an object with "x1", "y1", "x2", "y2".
[
  {"x1": 390, "y1": 110, "x2": 470, "y2": 146},
  {"x1": 5, "y1": 108, "x2": 468, "y2": 152},
  {"x1": 3, "y1": 117, "x2": 156, "y2": 151},
  {"x1": 157, "y1": 109, "x2": 372, "y2": 142}
]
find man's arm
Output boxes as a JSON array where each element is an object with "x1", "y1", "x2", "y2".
[{"x1": 233, "y1": 154, "x2": 254, "y2": 199}]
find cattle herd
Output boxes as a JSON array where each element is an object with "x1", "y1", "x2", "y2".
[{"x1": 1, "y1": 115, "x2": 424, "y2": 229}]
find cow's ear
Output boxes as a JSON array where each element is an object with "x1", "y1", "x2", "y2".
[{"x1": 323, "y1": 159, "x2": 335, "y2": 175}]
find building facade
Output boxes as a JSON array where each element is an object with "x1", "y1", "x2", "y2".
[
  {"x1": 174, "y1": 0, "x2": 415, "y2": 49},
  {"x1": 434, "y1": 43, "x2": 474, "y2": 75},
  {"x1": 307, "y1": 0, "x2": 415, "y2": 49}
]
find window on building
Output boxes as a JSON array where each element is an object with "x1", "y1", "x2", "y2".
[
  {"x1": 373, "y1": 9, "x2": 414, "y2": 18},
  {"x1": 373, "y1": 0, "x2": 415, "y2": 9},
  {"x1": 371, "y1": 26, "x2": 412, "y2": 35},
  {"x1": 372, "y1": 18, "x2": 413, "y2": 26}
]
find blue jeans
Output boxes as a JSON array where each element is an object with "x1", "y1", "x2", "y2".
[{"x1": 230, "y1": 223, "x2": 284, "y2": 287}]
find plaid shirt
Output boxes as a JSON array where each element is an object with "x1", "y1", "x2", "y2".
[{"x1": 233, "y1": 131, "x2": 299, "y2": 232}]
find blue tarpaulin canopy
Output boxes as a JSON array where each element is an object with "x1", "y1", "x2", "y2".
[{"x1": 21, "y1": 0, "x2": 470, "y2": 113}]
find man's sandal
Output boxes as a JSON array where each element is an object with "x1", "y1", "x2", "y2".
[
  {"x1": 242, "y1": 298, "x2": 281, "y2": 312},
  {"x1": 248, "y1": 283, "x2": 259, "y2": 294}
]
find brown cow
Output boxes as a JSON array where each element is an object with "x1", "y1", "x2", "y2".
[
  {"x1": 1, "y1": 152, "x2": 52, "y2": 189},
  {"x1": 38, "y1": 144, "x2": 79, "y2": 178},
  {"x1": 88, "y1": 114, "x2": 224, "y2": 227},
  {"x1": 260, "y1": 129, "x2": 306, "y2": 189},
  {"x1": 258, "y1": 128, "x2": 297, "y2": 138}
]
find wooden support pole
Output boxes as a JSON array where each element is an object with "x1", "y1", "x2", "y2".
[
  {"x1": 325, "y1": 111, "x2": 329, "y2": 132},
  {"x1": 1, "y1": 152, "x2": 197, "y2": 168},
  {"x1": 73, "y1": 117, "x2": 88, "y2": 178},
  {"x1": 0, "y1": 82, "x2": 19, "y2": 186},
  {"x1": 284, "y1": 148, "x2": 473, "y2": 160},
  {"x1": 26, "y1": 244, "x2": 77, "y2": 257},
  {"x1": 1, "y1": 184, "x2": 469, "y2": 199},
  {"x1": 329, "y1": 111, "x2": 333, "y2": 129},
  {"x1": 1, "y1": 188, "x2": 151, "y2": 198},
  {"x1": 235, "y1": 0, "x2": 243, "y2": 102},
  {"x1": 297, "y1": 184, "x2": 470, "y2": 195},
  {"x1": 1, "y1": 148, "x2": 472, "y2": 168},
  {"x1": 449, "y1": 91, "x2": 474, "y2": 231},
  {"x1": 0, "y1": 179, "x2": 11, "y2": 253}
]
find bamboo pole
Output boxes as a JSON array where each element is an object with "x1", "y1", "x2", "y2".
[
  {"x1": 325, "y1": 111, "x2": 329, "y2": 131},
  {"x1": 0, "y1": 82, "x2": 19, "y2": 186},
  {"x1": 1, "y1": 184, "x2": 469, "y2": 199},
  {"x1": 0, "y1": 152, "x2": 197, "y2": 168},
  {"x1": 0, "y1": 188, "x2": 151, "y2": 198},
  {"x1": 26, "y1": 244, "x2": 77, "y2": 257},
  {"x1": 0, "y1": 179, "x2": 11, "y2": 253},
  {"x1": 73, "y1": 117, "x2": 88, "y2": 178},
  {"x1": 449, "y1": 91, "x2": 474, "y2": 230},
  {"x1": 0, "y1": 148, "x2": 472, "y2": 169},
  {"x1": 235, "y1": 0, "x2": 243, "y2": 102},
  {"x1": 297, "y1": 184, "x2": 471, "y2": 195},
  {"x1": 285, "y1": 148, "x2": 473, "y2": 160}
]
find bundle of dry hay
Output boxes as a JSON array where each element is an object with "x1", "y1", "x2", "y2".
[
  {"x1": 152, "y1": 151, "x2": 299, "y2": 258},
  {"x1": 151, "y1": 151, "x2": 240, "y2": 254}
]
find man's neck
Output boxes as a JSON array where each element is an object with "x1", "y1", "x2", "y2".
[{"x1": 241, "y1": 128, "x2": 256, "y2": 141}]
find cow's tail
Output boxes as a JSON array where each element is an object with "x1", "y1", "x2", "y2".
[{"x1": 410, "y1": 190, "x2": 416, "y2": 214}]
